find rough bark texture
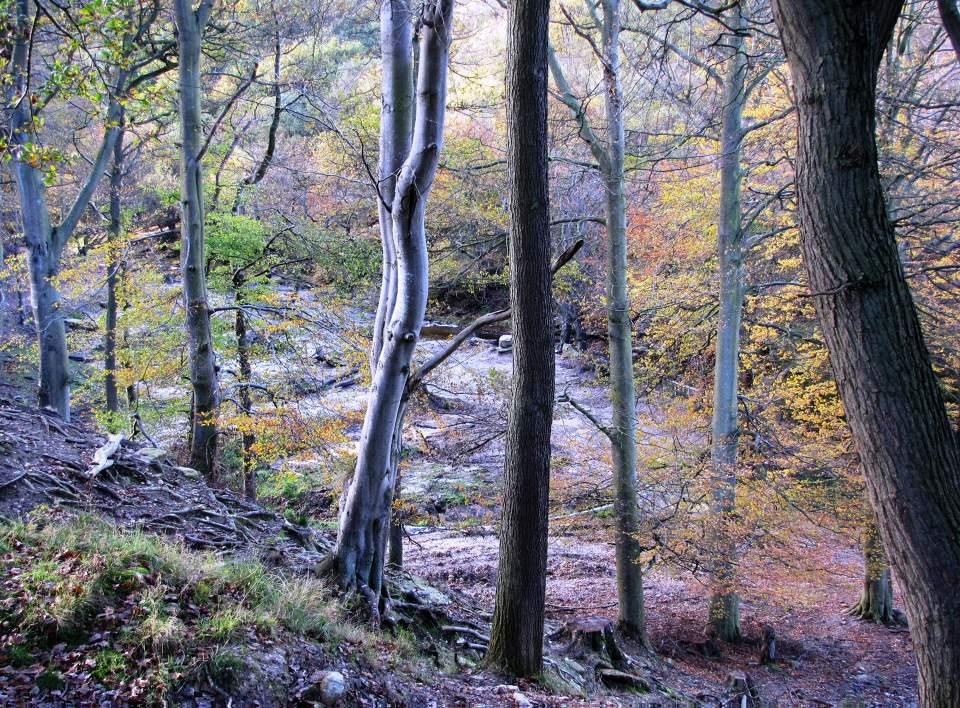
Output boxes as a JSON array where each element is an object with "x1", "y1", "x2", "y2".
[
  {"x1": 707, "y1": 2, "x2": 747, "y2": 644},
  {"x1": 484, "y1": 0, "x2": 553, "y2": 678},
  {"x1": 7, "y1": 0, "x2": 122, "y2": 422},
  {"x1": 175, "y1": 0, "x2": 221, "y2": 478},
  {"x1": 326, "y1": 0, "x2": 453, "y2": 612},
  {"x1": 939, "y1": 0, "x2": 960, "y2": 62},
  {"x1": 771, "y1": 2, "x2": 960, "y2": 705}
]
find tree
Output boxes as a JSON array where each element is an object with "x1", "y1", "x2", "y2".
[
  {"x1": 175, "y1": 0, "x2": 221, "y2": 477},
  {"x1": 322, "y1": 0, "x2": 454, "y2": 616},
  {"x1": 549, "y1": 0, "x2": 647, "y2": 640},
  {"x1": 485, "y1": 0, "x2": 553, "y2": 677},
  {"x1": 706, "y1": 0, "x2": 747, "y2": 644},
  {"x1": 4, "y1": 0, "x2": 127, "y2": 421},
  {"x1": 771, "y1": 1, "x2": 960, "y2": 704}
]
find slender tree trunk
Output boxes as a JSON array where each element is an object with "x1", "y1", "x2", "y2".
[
  {"x1": 325, "y1": 0, "x2": 453, "y2": 615},
  {"x1": 234, "y1": 271, "x2": 256, "y2": 499},
  {"x1": 707, "y1": 3, "x2": 747, "y2": 644},
  {"x1": 772, "y1": 2, "x2": 960, "y2": 705},
  {"x1": 599, "y1": 0, "x2": 646, "y2": 642},
  {"x1": 175, "y1": 0, "x2": 220, "y2": 478},
  {"x1": 104, "y1": 125, "x2": 126, "y2": 414},
  {"x1": 371, "y1": 0, "x2": 415, "y2": 372},
  {"x1": 373, "y1": 0, "x2": 415, "y2": 571},
  {"x1": 7, "y1": 0, "x2": 122, "y2": 422},
  {"x1": 485, "y1": 0, "x2": 553, "y2": 677}
]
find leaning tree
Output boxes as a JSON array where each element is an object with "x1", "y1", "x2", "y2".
[{"x1": 771, "y1": 1, "x2": 960, "y2": 704}]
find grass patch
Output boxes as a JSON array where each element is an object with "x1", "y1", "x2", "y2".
[{"x1": 0, "y1": 509, "x2": 381, "y2": 704}]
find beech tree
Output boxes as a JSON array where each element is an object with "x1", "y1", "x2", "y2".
[
  {"x1": 485, "y1": 0, "x2": 553, "y2": 677},
  {"x1": 549, "y1": 0, "x2": 646, "y2": 640},
  {"x1": 322, "y1": 0, "x2": 454, "y2": 616},
  {"x1": 771, "y1": 1, "x2": 960, "y2": 704},
  {"x1": 174, "y1": 0, "x2": 221, "y2": 477},
  {"x1": 4, "y1": 0, "x2": 131, "y2": 421}
]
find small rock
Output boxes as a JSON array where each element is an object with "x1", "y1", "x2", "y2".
[
  {"x1": 138, "y1": 447, "x2": 167, "y2": 461},
  {"x1": 512, "y1": 691, "x2": 532, "y2": 707},
  {"x1": 320, "y1": 671, "x2": 346, "y2": 705},
  {"x1": 494, "y1": 685, "x2": 520, "y2": 694},
  {"x1": 174, "y1": 466, "x2": 201, "y2": 480},
  {"x1": 497, "y1": 334, "x2": 513, "y2": 353}
]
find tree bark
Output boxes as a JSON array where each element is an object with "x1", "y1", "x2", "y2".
[
  {"x1": 547, "y1": 0, "x2": 646, "y2": 641},
  {"x1": 599, "y1": 0, "x2": 646, "y2": 642},
  {"x1": 707, "y1": 2, "x2": 747, "y2": 644},
  {"x1": 771, "y1": 2, "x2": 960, "y2": 705},
  {"x1": 7, "y1": 0, "x2": 123, "y2": 422},
  {"x1": 485, "y1": 0, "x2": 553, "y2": 678},
  {"x1": 371, "y1": 0, "x2": 415, "y2": 373},
  {"x1": 234, "y1": 271, "x2": 256, "y2": 499},
  {"x1": 325, "y1": 0, "x2": 453, "y2": 614},
  {"x1": 847, "y1": 515, "x2": 902, "y2": 625},
  {"x1": 175, "y1": 0, "x2": 221, "y2": 478},
  {"x1": 104, "y1": 123, "x2": 126, "y2": 414}
]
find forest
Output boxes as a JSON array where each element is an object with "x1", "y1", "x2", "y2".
[{"x1": 0, "y1": 0, "x2": 959, "y2": 705}]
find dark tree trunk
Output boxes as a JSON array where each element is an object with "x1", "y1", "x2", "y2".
[
  {"x1": 484, "y1": 0, "x2": 553, "y2": 678},
  {"x1": 104, "y1": 124, "x2": 126, "y2": 414},
  {"x1": 234, "y1": 271, "x2": 256, "y2": 499},
  {"x1": 772, "y1": 2, "x2": 960, "y2": 705}
]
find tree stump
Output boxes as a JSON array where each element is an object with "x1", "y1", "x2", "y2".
[
  {"x1": 759, "y1": 624, "x2": 777, "y2": 665},
  {"x1": 558, "y1": 617, "x2": 626, "y2": 668}
]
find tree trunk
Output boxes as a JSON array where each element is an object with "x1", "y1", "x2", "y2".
[
  {"x1": 771, "y1": 2, "x2": 960, "y2": 705},
  {"x1": 599, "y1": 0, "x2": 646, "y2": 642},
  {"x1": 7, "y1": 0, "x2": 122, "y2": 422},
  {"x1": 325, "y1": 0, "x2": 453, "y2": 614},
  {"x1": 104, "y1": 124, "x2": 126, "y2": 414},
  {"x1": 234, "y1": 272, "x2": 256, "y2": 499},
  {"x1": 371, "y1": 0, "x2": 415, "y2": 373},
  {"x1": 707, "y1": 2, "x2": 747, "y2": 644},
  {"x1": 373, "y1": 0, "x2": 415, "y2": 571},
  {"x1": 847, "y1": 515, "x2": 901, "y2": 625},
  {"x1": 175, "y1": 0, "x2": 220, "y2": 478},
  {"x1": 485, "y1": 0, "x2": 553, "y2": 678}
]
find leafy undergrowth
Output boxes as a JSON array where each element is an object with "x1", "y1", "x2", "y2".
[{"x1": 0, "y1": 509, "x2": 426, "y2": 705}]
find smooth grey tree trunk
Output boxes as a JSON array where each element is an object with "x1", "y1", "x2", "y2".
[
  {"x1": 175, "y1": 0, "x2": 221, "y2": 478},
  {"x1": 600, "y1": 0, "x2": 647, "y2": 641},
  {"x1": 7, "y1": 0, "x2": 123, "y2": 422},
  {"x1": 707, "y1": 3, "x2": 748, "y2": 643},
  {"x1": 324, "y1": 0, "x2": 454, "y2": 616},
  {"x1": 485, "y1": 0, "x2": 553, "y2": 678},
  {"x1": 370, "y1": 0, "x2": 415, "y2": 571},
  {"x1": 548, "y1": 0, "x2": 646, "y2": 641},
  {"x1": 371, "y1": 0, "x2": 414, "y2": 373},
  {"x1": 772, "y1": 2, "x2": 960, "y2": 705}
]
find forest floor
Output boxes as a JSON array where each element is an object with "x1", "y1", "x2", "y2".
[
  {"x1": 0, "y1": 277, "x2": 920, "y2": 706},
  {"x1": 394, "y1": 337, "x2": 919, "y2": 707}
]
